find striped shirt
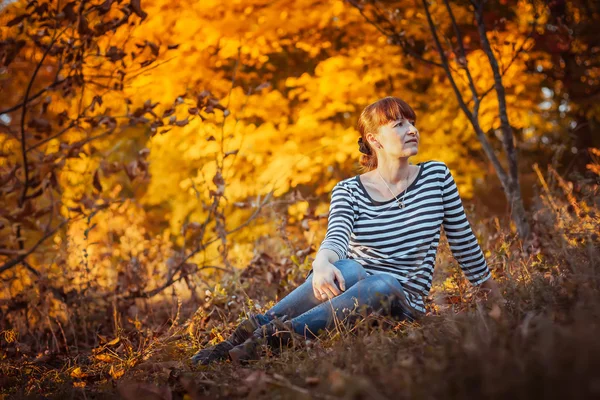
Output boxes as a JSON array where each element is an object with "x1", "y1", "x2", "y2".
[{"x1": 315, "y1": 160, "x2": 492, "y2": 314}]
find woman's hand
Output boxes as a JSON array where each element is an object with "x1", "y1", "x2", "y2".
[{"x1": 311, "y1": 261, "x2": 346, "y2": 301}]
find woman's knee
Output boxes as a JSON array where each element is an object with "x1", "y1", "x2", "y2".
[
  {"x1": 358, "y1": 273, "x2": 403, "y2": 296},
  {"x1": 332, "y1": 259, "x2": 369, "y2": 283}
]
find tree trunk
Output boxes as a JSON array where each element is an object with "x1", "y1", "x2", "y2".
[{"x1": 473, "y1": 1, "x2": 531, "y2": 239}]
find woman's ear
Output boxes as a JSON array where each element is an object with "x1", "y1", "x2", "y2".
[{"x1": 365, "y1": 132, "x2": 377, "y2": 147}]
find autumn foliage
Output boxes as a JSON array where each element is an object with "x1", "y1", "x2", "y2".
[{"x1": 0, "y1": 0, "x2": 599, "y2": 398}]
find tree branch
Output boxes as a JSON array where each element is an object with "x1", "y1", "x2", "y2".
[
  {"x1": 18, "y1": 30, "x2": 63, "y2": 207},
  {"x1": 124, "y1": 190, "x2": 273, "y2": 300},
  {"x1": 443, "y1": 0, "x2": 480, "y2": 103},
  {"x1": 346, "y1": 0, "x2": 446, "y2": 69},
  {"x1": 0, "y1": 218, "x2": 70, "y2": 275},
  {"x1": 421, "y1": 0, "x2": 474, "y2": 121},
  {"x1": 0, "y1": 78, "x2": 67, "y2": 116},
  {"x1": 478, "y1": 8, "x2": 538, "y2": 101},
  {"x1": 421, "y1": 0, "x2": 509, "y2": 184},
  {"x1": 473, "y1": 1, "x2": 518, "y2": 184}
]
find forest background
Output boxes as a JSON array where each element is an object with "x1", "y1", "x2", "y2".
[{"x1": 1, "y1": 0, "x2": 599, "y2": 398}]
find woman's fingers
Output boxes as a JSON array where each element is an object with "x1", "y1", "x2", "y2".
[
  {"x1": 332, "y1": 268, "x2": 346, "y2": 291},
  {"x1": 314, "y1": 277, "x2": 344, "y2": 301},
  {"x1": 313, "y1": 285, "x2": 327, "y2": 301},
  {"x1": 322, "y1": 287, "x2": 336, "y2": 300},
  {"x1": 326, "y1": 281, "x2": 341, "y2": 297},
  {"x1": 324, "y1": 283, "x2": 341, "y2": 299}
]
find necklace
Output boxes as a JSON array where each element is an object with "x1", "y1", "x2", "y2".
[{"x1": 376, "y1": 166, "x2": 411, "y2": 209}]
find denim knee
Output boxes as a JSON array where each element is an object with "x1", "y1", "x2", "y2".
[
  {"x1": 365, "y1": 273, "x2": 403, "y2": 295},
  {"x1": 332, "y1": 259, "x2": 369, "y2": 282},
  {"x1": 254, "y1": 313, "x2": 273, "y2": 326}
]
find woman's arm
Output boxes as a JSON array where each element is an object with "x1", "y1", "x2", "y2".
[
  {"x1": 441, "y1": 163, "x2": 492, "y2": 285},
  {"x1": 317, "y1": 183, "x2": 356, "y2": 261},
  {"x1": 314, "y1": 248, "x2": 340, "y2": 268}
]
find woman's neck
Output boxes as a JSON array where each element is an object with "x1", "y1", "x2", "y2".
[{"x1": 376, "y1": 158, "x2": 412, "y2": 185}]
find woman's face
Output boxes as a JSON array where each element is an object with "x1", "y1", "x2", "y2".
[{"x1": 367, "y1": 116, "x2": 419, "y2": 158}]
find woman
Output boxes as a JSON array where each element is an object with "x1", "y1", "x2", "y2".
[{"x1": 191, "y1": 96, "x2": 503, "y2": 366}]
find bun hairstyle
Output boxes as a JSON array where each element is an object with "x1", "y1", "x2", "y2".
[{"x1": 356, "y1": 96, "x2": 417, "y2": 173}]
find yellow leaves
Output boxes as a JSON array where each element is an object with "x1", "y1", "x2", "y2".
[
  {"x1": 334, "y1": 152, "x2": 348, "y2": 164},
  {"x1": 295, "y1": 41, "x2": 318, "y2": 56},
  {"x1": 95, "y1": 354, "x2": 114, "y2": 362},
  {"x1": 288, "y1": 201, "x2": 309, "y2": 223},
  {"x1": 70, "y1": 367, "x2": 87, "y2": 379},
  {"x1": 218, "y1": 39, "x2": 242, "y2": 59},
  {"x1": 109, "y1": 365, "x2": 125, "y2": 380},
  {"x1": 514, "y1": 84, "x2": 526, "y2": 95},
  {"x1": 3, "y1": 0, "x2": 554, "y2": 319},
  {"x1": 2, "y1": 329, "x2": 18, "y2": 343},
  {"x1": 442, "y1": 276, "x2": 459, "y2": 292},
  {"x1": 207, "y1": 327, "x2": 226, "y2": 346}
]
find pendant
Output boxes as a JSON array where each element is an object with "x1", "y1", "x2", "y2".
[{"x1": 398, "y1": 201, "x2": 404, "y2": 209}]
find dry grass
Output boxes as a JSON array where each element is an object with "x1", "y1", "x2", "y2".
[{"x1": 1, "y1": 156, "x2": 599, "y2": 399}]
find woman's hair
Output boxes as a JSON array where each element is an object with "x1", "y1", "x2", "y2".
[{"x1": 356, "y1": 96, "x2": 417, "y2": 173}]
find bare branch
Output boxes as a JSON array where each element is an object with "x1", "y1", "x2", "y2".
[
  {"x1": 420, "y1": 0, "x2": 508, "y2": 185},
  {"x1": 18, "y1": 28, "x2": 66, "y2": 207},
  {"x1": 473, "y1": 1, "x2": 517, "y2": 180},
  {"x1": 0, "y1": 218, "x2": 70, "y2": 275},
  {"x1": 127, "y1": 190, "x2": 273, "y2": 299},
  {"x1": 420, "y1": 0, "x2": 474, "y2": 121},
  {"x1": 345, "y1": 0, "x2": 445, "y2": 69},
  {"x1": 0, "y1": 78, "x2": 67, "y2": 115},
  {"x1": 478, "y1": 10, "x2": 538, "y2": 101},
  {"x1": 26, "y1": 121, "x2": 77, "y2": 152},
  {"x1": 443, "y1": 0, "x2": 480, "y2": 103}
]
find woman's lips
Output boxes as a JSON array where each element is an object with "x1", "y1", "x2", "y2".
[{"x1": 405, "y1": 140, "x2": 417, "y2": 144}]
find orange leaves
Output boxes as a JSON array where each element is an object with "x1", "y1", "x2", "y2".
[
  {"x1": 94, "y1": 354, "x2": 114, "y2": 362},
  {"x1": 6, "y1": 13, "x2": 29, "y2": 27},
  {"x1": 129, "y1": 0, "x2": 148, "y2": 21},
  {"x1": 70, "y1": 367, "x2": 87, "y2": 379},
  {"x1": 109, "y1": 365, "x2": 125, "y2": 379},
  {"x1": 93, "y1": 169, "x2": 103, "y2": 193},
  {"x1": 106, "y1": 46, "x2": 126, "y2": 62},
  {"x1": 173, "y1": 117, "x2": 189, "y2": 127}
]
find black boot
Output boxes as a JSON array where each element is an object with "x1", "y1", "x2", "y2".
[
  {"x1": 191, "y1": 314, "x2": 262, "y2": 366},
  {"x1": 228, "y1": 315, "x2": 299, "y2": 365}
]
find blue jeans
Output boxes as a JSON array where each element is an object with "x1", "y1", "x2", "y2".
[{"x1": 253, "y1": 259, "x2": 418, "y2": 339}]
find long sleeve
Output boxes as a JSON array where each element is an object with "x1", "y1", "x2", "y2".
[
  {"x1": 441, "y1": 164, "x2": 491, "y2": 285},
  {"x1": 318, "y1": 182, "x2": 356, "y2": 260}
]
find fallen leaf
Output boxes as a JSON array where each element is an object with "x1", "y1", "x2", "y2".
[
  {"x1": 70, "y1": 367, "x2": 87, "y2": 379},
  {"x1": 110, "y1": 365, "x2": 125, "y2": 379},
  {"x1": 95, "y1": 354, "x2": 114, "y2": 362},
  {"x1": 106, "y1": 337, "x2": 120, "y2": 346}
]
